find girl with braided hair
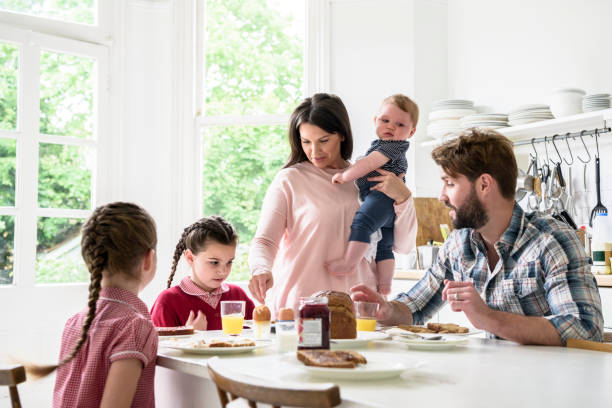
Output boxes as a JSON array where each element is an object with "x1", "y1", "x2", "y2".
[
  {"x1": 25, "y1": 202, "x2": 158, "y2": 407},
  {"x1": 150, "y1": 215, "x2": 254, "y2": 330}
]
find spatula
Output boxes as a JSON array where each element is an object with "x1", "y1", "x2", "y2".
[{"x1": 589, "y1": 157, "x2": 608, "y2": 226}]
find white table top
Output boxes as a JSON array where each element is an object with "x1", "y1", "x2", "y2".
[{"x1": 157, "y1": 331, "x2": 612, "y2": 408}]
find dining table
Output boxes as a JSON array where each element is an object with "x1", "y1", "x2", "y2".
[{"x1": 155, "y1": 329, "x2": 612, "y2": 408}]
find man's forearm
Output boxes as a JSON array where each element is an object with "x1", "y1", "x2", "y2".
[{"x1": 485, "y1": 310, "x2": 562, "y2": 346}]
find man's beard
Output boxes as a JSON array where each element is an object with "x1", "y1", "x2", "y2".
[{"x1": 444, "y1": 186, "x2": 489, "y2": 229}]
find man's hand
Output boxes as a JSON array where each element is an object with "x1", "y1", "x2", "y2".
[
  {"x1": 442, "y1": 279, "x2": 493, "y2": 330},
  {"x1": 332, "y1": 172, "x2": 345, "y2": 184},
  {"x1": 350, "y1": 284, "x2": 393, "y2": 321},
  {"x1": 185, "y1": 310, "x2": 207, "y2": 331},
  {"x1": 248, "y1": 271, "x2": 273, "y2": 304}
]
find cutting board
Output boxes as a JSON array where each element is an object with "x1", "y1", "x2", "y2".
[{"x1": 413, "y1": 197, "x2": 453, "y2": 246}]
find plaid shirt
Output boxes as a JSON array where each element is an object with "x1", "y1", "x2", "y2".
[{"x1": 397, "y1": 203, "x2": 603, "y2": 344}]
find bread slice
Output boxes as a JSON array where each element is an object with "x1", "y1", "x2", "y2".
[
  {"x1": 427, "y1": 323, "x2": 469, "y2": 333},
  {"x1": 297, "y1": 349, "x2": 367, "y2": 369},
  {"x1": 398, "y1": 324, "x2": 437, "y2": 334},
  {"x1": 156, "y1": 326, "x2": 195, "y2": 336}
]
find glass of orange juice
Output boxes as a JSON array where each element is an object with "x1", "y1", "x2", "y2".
[
  {"x1": 221, "y1": 301, "x2": 245, "y2": 335},
  {"x1": 355, "y1": 301, "x2": 378, "y2": 332}
]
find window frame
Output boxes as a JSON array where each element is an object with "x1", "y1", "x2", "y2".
[
  {"x1": 0, "y1": 15, "x2": 109, "y2": 288},
  {"x1": 193, "y1": 0, "x2": 330, "y2": 235}
]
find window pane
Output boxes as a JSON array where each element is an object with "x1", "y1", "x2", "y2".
[
  {"x1": 0, "y1": 0, "x2": 96, "y2": 25},
  {"x1": 38, "y1": 143, "x2": 92, "y2": 209},
  {"x1": 40, "y1": 50, "x2": 94, "y2": 139},
  {"x1": 36, "y1": 216, "x2": 87, "y2": 283},
  {"x1": 204, "y1": 0, "x2": 304, "y2": 116},
  {"x1": 0, "y1": 215, "x2": 15, "y2": 285},
  {"x1": 0, "y1": 42, "x2": 18, "y2": 131},
  {"x1": 0, "y1": 138, "x2": 16, "y2": 206},
  {"x1": 202, "y1": 124, "x2": 289, "y2": 281}
]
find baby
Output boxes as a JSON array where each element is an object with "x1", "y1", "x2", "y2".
[{"x1": 327, "y1": 94, "x2": 418, "y2": 294}]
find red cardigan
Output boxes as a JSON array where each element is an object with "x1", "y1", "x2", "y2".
[{"x1": 150, "y1": 284, "x2": 255, "y2": 330}]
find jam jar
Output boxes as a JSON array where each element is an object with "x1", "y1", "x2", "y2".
[{"x1": 297, "y1": 296, "x2": 330, "y2": 350}]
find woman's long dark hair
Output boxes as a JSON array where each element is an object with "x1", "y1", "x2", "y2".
[{"x1": 284, "y1": 93, "x2": 353, "y2": 168}]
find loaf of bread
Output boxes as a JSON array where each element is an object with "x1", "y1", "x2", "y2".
[
  {"x1": 312, "y1": 290, "x2": 357, "y2": 339},
  {"x1": 297, "y1": 349, "x2": 367, "y2": 368}
]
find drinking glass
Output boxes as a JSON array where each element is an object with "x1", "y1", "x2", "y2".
[
  {"x1": 355, "y1": 301, "x2": 378, "y2": 331},
  {"x1": 221, "y1": 301, "x2": 245, "y2": 335}
]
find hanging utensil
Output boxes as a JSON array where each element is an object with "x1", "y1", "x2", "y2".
[{"x1": 589, "y1": 131, "x2": 608, "y2": 226}]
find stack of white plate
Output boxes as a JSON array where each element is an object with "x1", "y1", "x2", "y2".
[
  {"x1": 583, "y1": 93, "x2": 611, "y2": 112},
  {"x1": 459, "y1": 113, "x2": 509, "y2": 130},
  {"x1": 508, "y1": 104, "x2": 554, "y2": 126},
  {"x1": 427, "y1": 99, "x2": 475, "y2": 139}
]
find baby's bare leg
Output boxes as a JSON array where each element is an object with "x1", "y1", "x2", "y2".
[
  {"x1": 325, "y1": 241, "x2": 369, "y2": 276},
  {"x1": 375, "y1": 259, "x2": 395, "y2": 295}
]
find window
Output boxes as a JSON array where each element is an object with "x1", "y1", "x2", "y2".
[
  {"x1": 199, "y1": 0, "x2": 305, "y2": 281},
  {"x1": 0, "y1": 3, "x2": 108, "y2": 286}
]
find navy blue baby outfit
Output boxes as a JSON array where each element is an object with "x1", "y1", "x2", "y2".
[{"x1": 351, "y1": 139, "x2": 410, "y2": 262}]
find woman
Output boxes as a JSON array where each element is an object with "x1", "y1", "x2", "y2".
[{"x1": 248, "y1": 93, "x2": 417, "y2": 315}]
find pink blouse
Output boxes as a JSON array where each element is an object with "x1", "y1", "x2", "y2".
[{"x1": 249, "y1": 161, "x2": 418, "y2": 316}]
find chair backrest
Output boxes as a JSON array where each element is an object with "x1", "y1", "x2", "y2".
[
  {"x1": 207, "y1": 357, "x2": 341, "y2": 408},
  {"x1": 0, "y1": 365, "x2": 26, "y2": 408}
]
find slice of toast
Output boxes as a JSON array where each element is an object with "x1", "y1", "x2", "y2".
[
  {"x1": 156, "y1": 326, "x2": 195, "y2": 336},
  {"x1": 296, "y1": 350, "x2": 367, "y2": 369},
  {"x1": 427, "y1": 323, "x2": 469, "y2": 333}
]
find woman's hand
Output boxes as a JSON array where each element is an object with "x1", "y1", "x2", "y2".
[
  {"x1": 367, "y1": 168, "x2": 412, "y2": 204},
  {"x1": 185, "y1": 310, "x2": 207, "y2": 331},
  {"x1": 350, "y1": 284, "x2": 393, "y2": 321},
  {"x1": 332, "y1": 172, "x2": 345, "y2": 184},
  {"x1": 249, "y1": 271, "x2": 274, "y2": 304}
]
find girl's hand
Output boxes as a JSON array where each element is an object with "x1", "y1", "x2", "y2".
[
  {"x1": 350, "y1": 284, "x2": 393, "y2": 321},
  {"x1": 186, "y1": 310, "x2": 207, "y2": 331},
  {"x1": 367, "y1": 168, "x2": 412, "y2": 204},
  {"x1": 249, "y1": 271, "x2": 274, "y2": 304},
  {"x1": 332, "y1": 172, "x2": 345, "y2": 184}
]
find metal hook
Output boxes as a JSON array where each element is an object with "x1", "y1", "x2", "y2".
[
  {"x1": 550, "y1": 134, "x2": 563, "y2": 165},
  {"x1": 543, "y1": 135, "x2": 551, "y2": 164},
  {"x1": 530, "y1": 137, "x2": 539, "y2": 165},
  {"x1": 576, "y1": 130, "x2": 591, "y2": 163},
  {"x1": 563, "y1": 132, "x2": 574, "y2": 165}
]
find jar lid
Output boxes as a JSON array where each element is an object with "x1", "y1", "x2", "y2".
[{"x1": 299, "y1": 296, "x2": 328, "y2": 305}]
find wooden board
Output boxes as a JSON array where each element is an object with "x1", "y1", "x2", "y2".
[{"x1": 413, "y1": 197, "x2": 453, "y2": 246}]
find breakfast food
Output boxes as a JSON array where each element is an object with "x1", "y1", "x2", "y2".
[
  {"x1": 398, "y1": 324, "x2": 437, "y2": 334},
  {"x1": 189, "y1": 337, "x2": 255, "y2": 348},
  {"x1": 398, "y1": 323, "x2": 469, "y2": 334},
  {"x1": 427, "y1": 323, "x2": 469, "y2": 334},
  {"x1": 156, "y1": 326, "x2": 195, "y2": 336},
  {"x1": 253, "y1": 305, "x2": 272, "y2": 340},
  {"x1": 297, "y1": 349, "x2": 367, "y2": 368},
  {"x1": 278, "y1": 307, "x2": 295, "y2": 321},
  {"x1": 312, "y1": 290, "x2": 357, "y2": 339}
]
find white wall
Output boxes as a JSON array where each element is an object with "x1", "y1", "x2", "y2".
[{"x1": 446, "y1": 0, "x2": 612, "y2": 227}]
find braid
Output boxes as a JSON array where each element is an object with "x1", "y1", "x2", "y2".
[
  {"x1": 167, "y1": 216, "x2": 238, "y2": 288},
  {"x1": 24, "y1": 202, "x2": 157, "y2": 380}
]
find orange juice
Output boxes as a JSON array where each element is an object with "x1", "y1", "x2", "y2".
[
  {"x1": 222, "y1": 314, "x2": 244, "y2": 335},
  {"x1": 356, "y1": 318, "x2": 376, "y2": 332}
]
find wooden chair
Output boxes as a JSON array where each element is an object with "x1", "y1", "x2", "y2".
[
  {"x1": 566, "y1": 331, "x2": 612, "y2": 353},
  {"x1": 207, "y1": 357, "x2": 341, "y2": 408},
  {"x1": 0, "y1": 365, "x2": 26, "y2": 408}
]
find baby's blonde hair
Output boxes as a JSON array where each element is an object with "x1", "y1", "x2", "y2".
[{"x1": 382, "y1": 94, "x2": 419, "y2": 127}]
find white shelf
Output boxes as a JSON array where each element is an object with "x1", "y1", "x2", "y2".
[{"x1": 421, "y1": 108, "x2": 612, "y2": 147}]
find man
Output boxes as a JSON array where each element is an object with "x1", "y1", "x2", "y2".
[{"x1": 352, "y1": 128, "x2": 603, "y2": 345}]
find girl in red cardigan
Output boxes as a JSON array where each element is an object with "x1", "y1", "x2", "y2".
[{"x1": 151, "y1": 216, "x2": 254, "y2": 330}]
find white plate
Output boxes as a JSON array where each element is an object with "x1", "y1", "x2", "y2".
[
  {"x1": 158, "y1": 334, "x2": 197, "y2": 340},
  {"x1": 330, "y1": 331, "x2": 388, "y2": 348},
  {"x1": 391, "y1": 336, "x2": 468, "y2": 351},
  {"x1": 298, "y1": 353, "x2": 410, "y2": 381},
  {"x1": 162, "y1": 342, "x2": 270, "y2": 355}
]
